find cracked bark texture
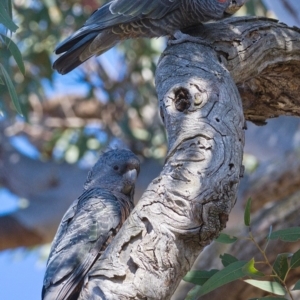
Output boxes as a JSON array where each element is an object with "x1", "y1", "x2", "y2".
[
  {"x1": 76, "y1": 16, "x2": 300, "y2": 299},
  {"x1": 187, "y1": 16, "x2": 300, "y2": 125},
  {"x1": 78, "y1": 21, "x2": 247, "y2": 300}
]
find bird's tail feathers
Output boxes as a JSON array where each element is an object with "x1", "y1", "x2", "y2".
[
  {"x1": 55, "y1": 28, "x2": 96, "y2": 54},
  {"x1": 84, "y1": 30, "x2": 119, "y2": 59},
  {"x1": 53, "y1": 30, "x2": 119, "y2": 74},
  {"x1": 53, "y1": 42, "x2": 92, "y2": 75}
]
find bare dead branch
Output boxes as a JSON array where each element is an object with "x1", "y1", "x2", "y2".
[
  {"x1": 242, "y1": 150, "x2": 300, "y2": 212},
  {"x1": 193, "y1": 17, "x2": 300, "y2": 124}
]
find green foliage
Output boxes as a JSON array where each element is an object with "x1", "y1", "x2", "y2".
[
  {"x1": 0, "y1": 0, "x2": 168, "y2": 162},
  {"x1": 243, "y1": 258, "x2": 265, "y2": 278},
  {"x1": 215, "y1": 233, "x2": 238, "y2": 244},
  {"x1": 0, "y1": 0, "x2": 18, "y2": 32},
  {"x1": 0, "y1": 64, "x2": 22, "y2": 114},
  {"x1": 184, "y1": 200, "x2": 300, "y2": 300},
  {"x1": 244, "y1": 280, "x2": 286, "y2": 296},
  {"x1": 186, "y1": 260, "x2": 248, "y2": 299},
  {"x1": 183, "y1": 269, "x2": 218, "y2": 286},
  {"x1": 245, "y1": 0, "x2": 267, "y2": 16},
  {"x1": 1, "y1": 34, "x2": 25, "y2": 74},
  {"x1": 292, "y1": 280, "x2": 300, "y2": 291},
  {"x1": 244, "y1": 197, "x2": 252, "y2": 226},
  {"x1": 0, "y1": 0, "x2": 24, "y2": 114},
  {"x1": 220, "y1": 253, "x2": 238, "y2": 267},
  {"x1": 290, "y1": 249, "x2": 300, "y2": 269},
  {"x1": 273, "y1": 254, "x2": 290, "y2": 281},
  {"x1": 269, "y1": 228, "x2": 300, "y2": 242}
]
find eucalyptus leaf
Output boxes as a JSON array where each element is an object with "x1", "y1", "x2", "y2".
[
  {"x1": 220, "y1": 253, "x2": 239, "y2": 267},
  {"x1": 0, "y1": 64, "x2": 23, "y2": 115},
  {"x1": 183, "y1": 269, "x2": 219, "y2": 285},
  {"x1": 269, "y1": 227, "x2": 300, "y2": 242},
  {"x1": 244, "y1": 280, "x2": 286, "y2": 296},
  {"x1": 0, "y1": 33, "x2": 25, "y2": 74},
  {"x1": 291, "y1": 249, "x2": 300, "y2": 269},
  {"x1": 292, "y1": 279, "x2": 300, "y2": 291},
  {"x1": 244, "y1": 198, "x2": 252, "y2": 226},
  {"x1": 0, "y1": 1, "x2": 18, "y2": 32},
  {"x1": 215, "y1": 233, "x2": 238, "y2": 244},
  {"x1": 185, "y1": 285, "x2": 202, "y2": 300},
  {"x1": 273, "y1": 253, "x2": 290, "y2": 281},
  {"x1": 189, "y1": 260, "x2": 247, "y2": 298},
  {"x1": 242, "y1": 258, "x2": 264, "y2": 277}
]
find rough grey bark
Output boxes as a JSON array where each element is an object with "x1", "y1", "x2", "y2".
[
  {"x1": 242, "y1": 149, "x2": 300, "y2": 212},
  {"x1": 77, "y1": 17, "x2": 300, "y2": 299},
  {"x1": 79, "y1": 24, "x2": 245, "y2": 300},
  {"x1": 192, "y1": 16, "x2": 300, "y2": 125}
]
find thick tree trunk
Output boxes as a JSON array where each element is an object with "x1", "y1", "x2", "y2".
[{"x1": 77, "y1": 17, "x2": 300, "y2": 299}]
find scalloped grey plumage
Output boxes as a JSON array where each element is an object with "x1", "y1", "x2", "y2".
[
  {"x1": 42, "y1": 149, "x2": 140, "y2": 300},
  {"x1": 53, "y1": 0, "x2": 246, "y2": 74}
]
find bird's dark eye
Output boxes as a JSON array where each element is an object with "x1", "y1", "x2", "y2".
[{"x1": 113, "y1": 165, "x2": 119, "y2": 171}]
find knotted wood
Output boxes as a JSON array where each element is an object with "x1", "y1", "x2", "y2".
[{"x1": 79, "y1": 16, "x2": 300, "y2": 299}]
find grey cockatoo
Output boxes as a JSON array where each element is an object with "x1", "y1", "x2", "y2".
[
  {"x1": 42, "y1": 149, "x2": 140, "y2": 300},
  {"x1": 53, "y1": 0, "x2": 246, "y2": 74}
]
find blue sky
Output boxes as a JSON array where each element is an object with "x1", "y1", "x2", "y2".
[
  {"x1": 0, "y1": 248, "x2": 46, "y2": 300},
  {"x1": 0, "y1": 170, "x2": 46, "y2": 300}
]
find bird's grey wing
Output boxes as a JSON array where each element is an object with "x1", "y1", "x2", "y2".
[
  {"x1": 84, "y1": 0, "x2": 180, "y2": 29},
  {"x1": 43, "y1": 189, "x2": 121, "y2": 300},
  {"x1": 45, "y1": 198, "x2": 78, "y2": 265},
  {"x1": 53, "y1": 0, "x2": 180, "y2": 73},
  {"x1": 109, "y1": 0, "x2": 180, "y2": 19}
]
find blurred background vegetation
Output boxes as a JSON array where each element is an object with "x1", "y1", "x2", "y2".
[
  {"x1": 2, "y1": 0, "x2": 300, "y2": 299},
  {"x1": 1, "y1": 0, "x2": 268, "y2": 164}
]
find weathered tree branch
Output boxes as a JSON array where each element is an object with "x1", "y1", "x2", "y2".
[
  {"x1": 192, "y1": 17, "x2": 300, "y2": 125},
  {"x1": 76, "y1": 17, "x2": 300, "y2": 299},
  {"x1": 242, "y1": 149, "x2": 300, "y2": 212}
]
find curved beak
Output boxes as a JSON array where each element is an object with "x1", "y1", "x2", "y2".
[{"x1": 124, "y1": 168, "x2": 138, "y2": 183}]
